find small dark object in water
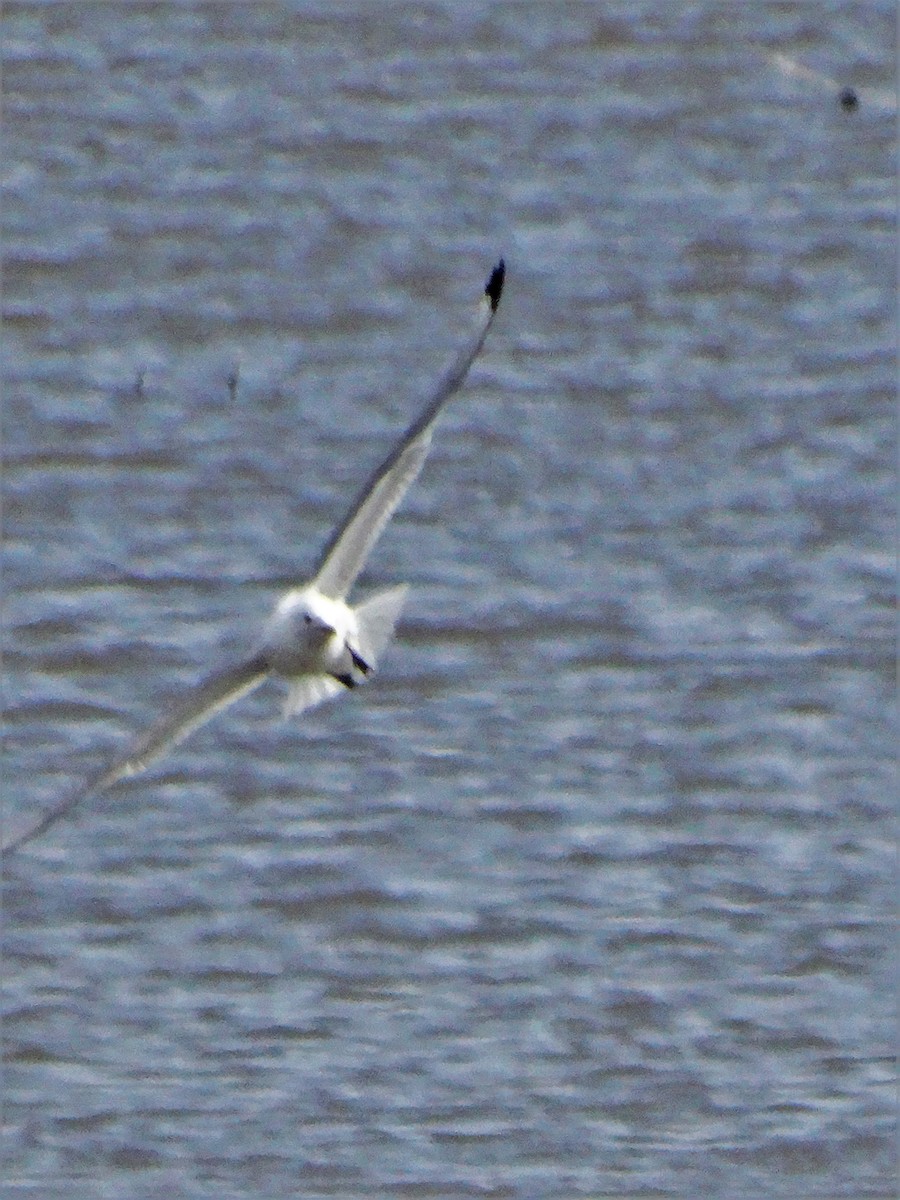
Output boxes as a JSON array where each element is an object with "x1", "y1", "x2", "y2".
[
  {"x1": 227, "y1": 367, "x2": 240, "y2": 401},
  {"x1": 839, "y1": 87, "x2": 859, "y2": 111}
]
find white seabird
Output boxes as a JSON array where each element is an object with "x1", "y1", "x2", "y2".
[{"x1": 3, "y1": 260, "x2": 505, "y2": 854}]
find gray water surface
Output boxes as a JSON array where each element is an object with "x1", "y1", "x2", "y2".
[{"x1": 3, "y1": 3, "x2": 895, "y2": 1197}]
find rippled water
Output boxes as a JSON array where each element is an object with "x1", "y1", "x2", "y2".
[{"x1": 3, "y1": 4, "x2": 895, "y2": 1197}]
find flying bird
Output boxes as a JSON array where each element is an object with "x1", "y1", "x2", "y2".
[{"x1": 3, "y1": 260, "x2": 505, "y2": 855}]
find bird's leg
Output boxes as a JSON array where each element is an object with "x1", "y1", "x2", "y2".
[{"x1": 348, "y1": 647, "x2": 372, "y2": 675}]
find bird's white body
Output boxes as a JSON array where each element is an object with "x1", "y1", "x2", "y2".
[
  {"x1": 264, "y1": 587, "x2": 361, "y2": 677},
  {"x1": 262, "y1": 582, "x2": 409, "y2": 714},
  {"x1": 3, "y1": 260, "x2": 505, "y2": 854}
]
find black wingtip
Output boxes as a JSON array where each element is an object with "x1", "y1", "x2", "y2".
[{"x1": 485, "y1": 259, "x2": 505, "y2": 312}]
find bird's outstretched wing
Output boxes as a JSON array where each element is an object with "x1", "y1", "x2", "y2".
[
  {"x1": 312, "y1": 259, "x2": 505, "y2": 600},
  {"x1": 3, "y1": 260, "x2": 506, "y2": 856},
  {"x1": 2, "y1": 654, "x2": 270, "y2": 856}
]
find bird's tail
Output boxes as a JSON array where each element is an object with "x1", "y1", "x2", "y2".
[{"x1": 354, "y1": 584, "x2": 409, "y2": 671}]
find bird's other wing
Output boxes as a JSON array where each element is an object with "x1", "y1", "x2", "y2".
[
  {"x1": 2, "y1": 653, "x2": 271, "y2": 856},
  {"x1": 281, "y1": 672, "x2": 347, "y2": 718},
  {"x1": 311, "y1": 259, "x2": 505, "y2": 601}
]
